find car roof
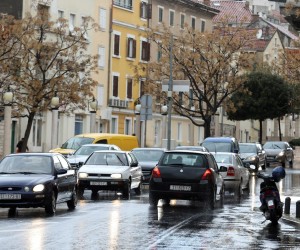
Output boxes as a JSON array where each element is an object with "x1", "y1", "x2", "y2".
[
  {"x1": 165, "y1": 150, "x2": 211, "y2": 155},
  {"x1": 78, "y1": 144, "x2": 118, "y2": 147},
  {"x1": 203, "y1": 137, "x2": 237, "y2": 142},
  {"x1": 8, "y1": 153, "x2": 59, "y2": 157},
  {"x1": 91, "y1": 150, "x2": 127, "y2": 153},
  {"x1": 132, "y1": 147, "x2": 166, "y2": 151}
]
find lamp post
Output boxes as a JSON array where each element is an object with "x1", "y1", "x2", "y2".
[
  {"x1": 135, "y1": 104, "x2": 141, "y2": 147},
  {"x1": 161, "y1": 105, "x2": 168, "y2": 143},
  {"x1": 3, "y1": 91, "x2": 13, "y2": 156},
  {"x1": 89, "y1": 98, "x2": 97, "y2": 133},
  {"x1": 51, "y1": 95, "x2": 59, "y2": 150}
]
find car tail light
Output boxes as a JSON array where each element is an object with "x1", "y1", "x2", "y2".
[
  {"x1": 227, "y1": 166, "x2": 235, "y2": 176},
  {"x1": 152, "y1": 166, "x2": 161, "y2": 178},
  {"x1": 201, "y1": 169, "x2": 212, "y2": 180}
]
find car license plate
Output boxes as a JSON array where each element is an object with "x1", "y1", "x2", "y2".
[
  {"x1": 0, "y1": 194, "x2": 21, "y2": 200},
  {"x1": 90, "y1": 181, "x2": 107, "y2": 186},
  {"x1": 170, "y1": 185, "x2": 191, "y2": 191}
]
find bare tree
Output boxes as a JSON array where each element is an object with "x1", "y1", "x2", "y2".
[
  {"x1": 134, "y1": 22, "x2": 256, "y2": 138},
  {"x1": 0, "y1": 10, "x2": 99, "y2": 152}
]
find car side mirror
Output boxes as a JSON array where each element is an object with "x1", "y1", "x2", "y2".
[
  {"x1": 234, "y1": 149, "x2": 239, "y2": 153},
  {"x1": 56, "y1": 168, "x2": 67, "y2": 175},
  {"x1": 243, "y1": 163, "x2": 250, "y2": 168},
  {"x1": 131, "y1": 162, "x2": 138, "y2": 167},
  {"x1": 78, "y1": 162, "x2": 84, "y2": 167}
]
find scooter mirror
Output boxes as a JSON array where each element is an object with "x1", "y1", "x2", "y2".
[{"x1": 249, "y1": 165, "x2": 256, "y2": 170}]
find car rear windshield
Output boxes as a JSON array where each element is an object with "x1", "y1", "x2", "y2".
[
  {"x1": 132, "y1": 150, "x2": 164, "y2": 162},
  {"x1": 159, "y1": 153, "x2": 207, "y2": 167},
  {"x1": 212, "y1": 154, "x2": 233, "y2": 164},
  {"x1": 0, "y1": 155, "x2": 52, "y2": 174},
  {"x1": 61, "y1": 137, "x2": 94, "y2": 150},
  {"x1": 202, "y1": 142, "x2": 232, "y2": 153}
]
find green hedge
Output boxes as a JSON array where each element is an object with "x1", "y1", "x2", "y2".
[{"x1": 289, "y1": 138, "x2": 300, "y2": 148}]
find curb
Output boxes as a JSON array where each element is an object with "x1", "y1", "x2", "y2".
[{"x1": 281, "y1": 215, "x2": 300, "y2": 227}]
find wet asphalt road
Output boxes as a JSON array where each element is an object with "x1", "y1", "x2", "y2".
[{"x1": 0, "y1": 167, "x2": 300, "y2": 249}]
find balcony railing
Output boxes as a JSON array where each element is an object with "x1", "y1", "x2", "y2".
[{"x1": 113, "y1": 0, "x2": 133, "y2": 11}]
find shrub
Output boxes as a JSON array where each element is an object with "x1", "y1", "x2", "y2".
[{"x1": 289, "y1": 138, "x2": 300, "y2": 148}]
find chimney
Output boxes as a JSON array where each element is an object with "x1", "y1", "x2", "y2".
[{"x1": 245, "y1": 1, "x2": 250, "y2": 10}]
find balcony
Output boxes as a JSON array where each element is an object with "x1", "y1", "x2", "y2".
[{"x1": 108, "y1": 98, "x2": 129, "y2": 109}]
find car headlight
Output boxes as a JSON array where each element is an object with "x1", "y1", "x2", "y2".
[
  {"x1": 33, "y1": 184, "x2": 45, "y2": 192},
  {"x1": 278, "y1": 151, "x2": 284, "y2": 157},
  {"x1": 79, "y1": 172, "x2": 88, "y2": 178},
  {"x1": 246, "y1": 156, "x2": 256, "y2": 161},
  {"x1": 111, "y1": 173, "x2": 122, "y2": 179}
]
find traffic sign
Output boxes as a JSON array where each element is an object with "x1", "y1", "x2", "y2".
[
  {"x1": 140, "y1": 94, "x2": 152, "y2": 121},
  {"x1": 162, "y1": 79, "x2": 190, "y2": 92}
]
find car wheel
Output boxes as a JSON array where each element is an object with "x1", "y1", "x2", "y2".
[
  {"x1": 282, "y1": 159, "x2": 286, "y2": 168},
  {"x1": 123, "y1": 180, "x2": 131, "y2": 199},
  {"x1": 78, "y1": 187, "x2": 84, "y2": 199},
  {"x1": 67, "y1": 187, "x2": 77, "y2": 210},
  {"x1": 134, "y1": 182, "x2": 142, "y2": 195},
  {"x1": 235, "y1": 181, "x2": 243, "y2": 199},
  {"x1": 45, "y1": 191, "x2": 57, "y2": 215},
  {"x1": 8, "y1": 207, "x2": 17, "y2": 217},
  {"x1": 262, "y1": 159, "x2": 267, "y2": 170},
  {"x1": 218, "y1": 186, "x2": 224, "y2": 208},
  {"x1": 149, "y1": 191, "x2": 159, "y2": 206},
  {"x1": 209, "y1": 187, "x2": 216, "y2": 209},
  {"x1": 289, "y1": 159, "x2": 293, "y2": 168}
]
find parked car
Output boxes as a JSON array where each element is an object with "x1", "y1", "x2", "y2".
[
  {"x1": 211, "y1": 152, "x2": 250, "y2": 196},
  {"x1": 50, "y1": 133, "x2": 139, "y2": 156},
  {"x1": 67, "y1": 144, "x2": 121, "y2": 169},
  {"x1": 239, "y1": 142, "x2": 267, "y2": 172},
  {"x1": 263, "y1": 141, "x2": 294, "y2": 168},
  {"x1": 175, "y1": 146, "x2": 209, "y2": 152},
  {"x1": 149, "y1": 150, "x2": 224, "y2": 208},
  {"x1": 0, "y1": 153, "x2": 77, "y2": 215},
  {"x1": 77, "y1": 150, "x2": 143, "y2": 199},
  {"x1": 131, "y1": 147, "x2": 166, "y2": 183},
  {"x1": 201, "y1": 137, "x2": 240, "y2": 153}
]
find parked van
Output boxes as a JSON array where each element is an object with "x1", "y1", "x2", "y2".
[
  {"x1": 50, "y1": 133, "x2": 139, "y2": 156},
  {"x1": 201, "y1": 136, "x2": 240, "y2": 154}
]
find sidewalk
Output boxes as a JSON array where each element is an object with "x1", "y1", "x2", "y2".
[{"x1": 281, "y1": 147, "x2": 300, "y2": 226}]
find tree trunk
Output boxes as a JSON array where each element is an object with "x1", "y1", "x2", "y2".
[
  {"x1": 259, "y1": 119, "x2": 263, "y2": 144},
  {"x1": 203, "y1": 116, "x2": 212, "y2": 139},
  {"x1": 21, "y1": 112, "x2": 35, "y2": 152},
  {"x1": 278, "y1": 117, "x2": 282, "y2": 141}
]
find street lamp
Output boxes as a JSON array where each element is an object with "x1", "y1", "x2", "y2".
[
  {"x1": 135, "y1": 103, "x2": 141, "y2": 147},
  {"x1": 89, "y1": 97, "x2": 97, "y2": 133},
  {"x1": 51, "y1": 95, "x2": 59, "y2": 150},
  {"x1": 161, "y1": 105, "x2": 168, "y2": 145},
  {"x1": 3, "y1": 90, "x2": 13, "y2": 156}
]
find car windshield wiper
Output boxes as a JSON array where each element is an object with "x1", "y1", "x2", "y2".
[{"x1": 0, "y1": 172, "x2": 12, "y2": 174}]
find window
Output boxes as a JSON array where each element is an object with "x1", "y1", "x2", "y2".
[
  {"x1": 113, "y1": 0, "x2": 133, "y2": 10},
  {"x1": 113, "y1": 33, "x2": 120, "y2": 56},
  {"x1": 141, "y1": 40, "x2": 150, "y2": 61},
  {"x1": 191, "y1": 16, "x2": 196, "y2": 30},
  {"x1": 201, "y1": 20, "x2": 205, "y2": 32},
  {"x1": 69, "y1": 13, "x2": 75, "y2": 35},
  {"x1": 158, "y1": 6, "x2": 163, "y2": 23},
  {"x1": 81, "y1": 16, "x2": 89, "y2": 40},
  {"x1": 98, "y1": 46, "x2": 105, "y2": 68},
  {"x1": 38, "y1": 4, "x2": 49, "y2": 22},
  {"x1": 127, "y1": 78, "x2": 133, "y2": 99},
  {"x1": 127, "y1": 37, "x2": 136, "y2": 58},
  {"x1": 125, "y1": 118, "x2": 132, "y2": 135},
  {"x1": 177, "y1": 123, "x2": 182, "y2": 142},
  {"x1": 157, "y1": 42, "x2": 162, "y2": 62},
  {"x1": 99, "y1": 8, "x2": 106, "y2": 30},
  {"x1": 58, "y1": 10, "x2": 64, "y2": 18},
  {"x1": 140, "y1": 1, "x2": 151, "y2": 19},
  {"x1": 169, "y1": 10, "x2": 175, "y2": 26},
  {"x1": 112, "y1": 74, "x2": 119, "y2": 97},
  {"x1": 75, "y1": 115, "x2": 83, "y2": 135},
  {"x1": 180, "y1": 13, "x2": 185, "y2": 29},
  {"x1": 111, "y1": 117, "x2": 118, "y2": 133},
  {"x1": 140, "y1": 78, "x2": 145, "y2": 97}
]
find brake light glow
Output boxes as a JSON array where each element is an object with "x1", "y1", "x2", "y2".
[
  {"x1": 201, "y1": 169, "x2": 212, "y2": 180},
  {"x1": 227, "y1": 166, "x2": 235, "y2": 176},
  {"x1": 152, "y1": 166, "x2": 161, "y2": 178}
]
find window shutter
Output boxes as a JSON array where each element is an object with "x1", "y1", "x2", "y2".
[
  {"x1": 140, "y1": 2, "x2": 143, "y2": 18},
  {"x1": 127, "y1": 79, "x2": 133, "y2": 99},
  {"x1": 146, "y1": 42, "x2": 150, "y2": 61},
  {"x1": 147, "y1": 4, "x2": 152, "y2": 19},
  {"x1": 114, "y1": 34, "x2": 120, "y2": 56},
  {"x1": 113, "y1": 75, "x2": 118, "y2": 97},
  {"x1": 133, "y1": 39, "x2": 136, "y2": 58},
  {"x1": 127, "y1": 38, "x2": 130, "y2": 57}
]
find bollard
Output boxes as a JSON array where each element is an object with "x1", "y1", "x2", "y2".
[
  {"x1": 296, "y1": 201, "x2": 300, "y2": 219},
  {"x1": 284, "y1": 197, "x2": 291, "y2": 214}
]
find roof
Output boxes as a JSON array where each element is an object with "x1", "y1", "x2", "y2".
[{"x1": 209, "y1": 0, "x2": 253, "y2": 24}]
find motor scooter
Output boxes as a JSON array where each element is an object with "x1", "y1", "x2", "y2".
[{"x1": 255, "y1": 166, "x2": 285, "y2": 224}]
